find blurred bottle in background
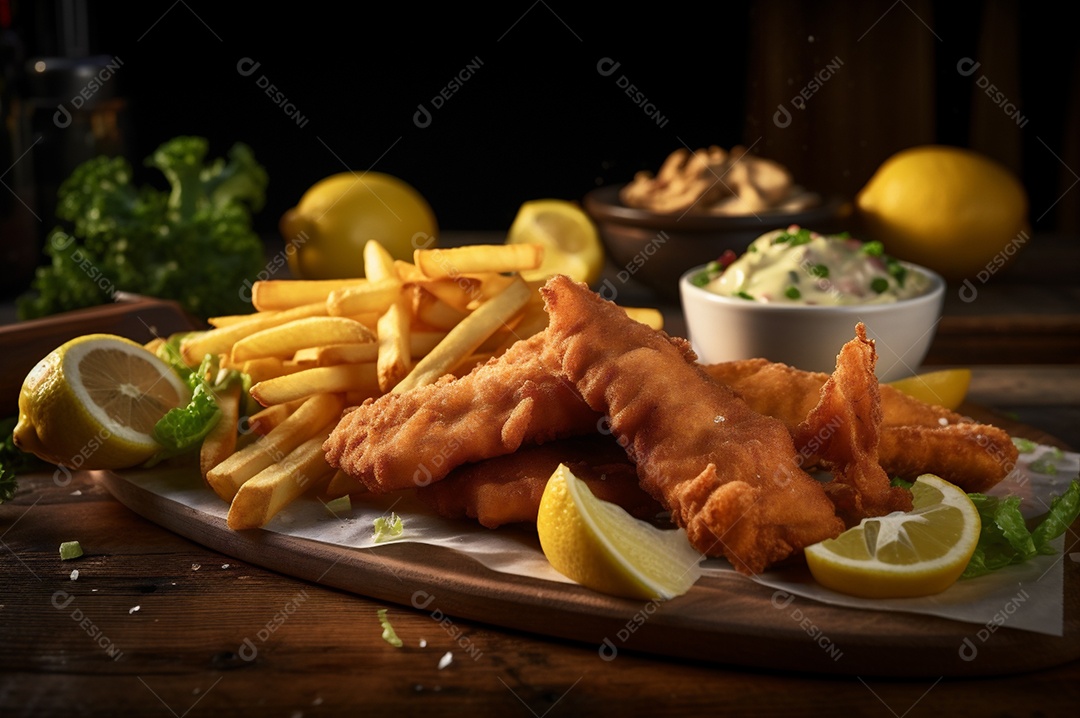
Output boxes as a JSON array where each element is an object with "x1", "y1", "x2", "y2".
[
  {"x1": 1, "y1": 0, "x2": 130, "y2": 300},
  {"x1": 1, "y1": 0, "x2": 36, "y2": 298}
]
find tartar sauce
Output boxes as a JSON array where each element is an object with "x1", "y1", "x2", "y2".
[{"x1": 691, "y1": 226, "x2": 929, "y2": 305}]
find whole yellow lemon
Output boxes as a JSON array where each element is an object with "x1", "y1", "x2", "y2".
[
  {"x1": 280, "y1": 172, "x2": 438, "y2": 279},
  {"x1": 856, "y1": 146, "x2": 1029, "y2": 281}
]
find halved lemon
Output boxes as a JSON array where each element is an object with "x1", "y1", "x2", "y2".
[
  {"x1": 507, "y1": 199, "x2": 605, "y2": 285},
  {"x1": 887, "y1": 368, "x2": 972, "y2": 410},
  {"x1": 13, "y1": 334, "x2": 190, "y2": 469},
  {"x1": 536, "y1": 463, "x2": 702, "y2": 600},
  {"x1": 805, "y1": 474, "x2": 981, "y2": 599}
]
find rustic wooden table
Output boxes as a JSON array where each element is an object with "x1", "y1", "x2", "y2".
[{"x1": 2, "y1": 233, "x2": 1078, "y2": 716}]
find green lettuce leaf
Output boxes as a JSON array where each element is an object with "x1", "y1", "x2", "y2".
[
  {"x1": 962, "y1": 479, "x2": 1080, "y2": 579},
  {"x1": 146, "y1": 353, "x2": 244, "y2": 465},
  {"x1": 1031, "y1": 480, "x2": 1080, "y2": 553}
]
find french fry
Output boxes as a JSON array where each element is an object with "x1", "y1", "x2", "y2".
[
  {"x1": 247, "y1": 404, "x2": 291, "y2": 436},
  {"x1": 200, "y1": 381, "x2": 242, "y2": 480},
  {"x1": 344, "y1": 312, "x2": 381, "y2": 330},
  {"x1": 294, "y1": 332, "x2": 448, "y2": 367},
  {"x1": 322, "y1": 469, "x2": 368, "y2": 500},
  {"x1": 419, "y1": 277, "x2": 482, "y2": 313},
  {"x1": 246, "y1": 398, "x2": 306, "y2": 436},
  {"x1": 251, "y1": 364, "x2": 379, "y2": 406},
  {"x1": 240, "y1": 357, "x2": 308, "y2": 384},
  {"x1": 364, "y1": 239, "x2": 397, "y2": 281},
  {"x1": 206, "y1": 393, "x2": 344, "y2": 501},
  {"x1": 226, "y1": 427, "x2": 336, "y2": 530},
  {"x1": 377, "y1": 294, "x2": 412, "y2": 392},
  {"x1": 453, "y1": 352, "x2": 495, "y2": 377},
  {"x1": 180, "y1": 302, "x2": 327, "y2": 365},
  {"x1": 294, "y1": 343, "x2": 379, "y2": 366},
  {"x1": 413, "y1": 244, "x2": 544, "y2": 278},
  {"x1": 207, "y1": 313, "x2": 256, "y2": 328},
  {"x1": 231, "y1": 316, "x2": 376, "y2": 364},
  {"x1": 493, "y1": 305, "x2": 549, "y2": 353},
  {"x1": 412, "y1": 287, "x2": 468, "y2": 330},
  {"x1": 471, "y1": 273, "x2": 517, "y2": 302},
  {"x1": 290, "y1": 347, "x2": 320, "y2": 365},
  {"x1": 326, "y1": 278, "x2": 402, "y2": 317},
  {"x1": 393, "y1": 259, "x2": 425, "y2": 283},
  {"x1": 252, "y1": 279, "x2": 364, "y2": 312},
  {"x1": 393, "y1": 274, "x2": 531, "y2": 393},
  {"x1": 288, "y1": 350, "x2": 324, "y2": 367}
]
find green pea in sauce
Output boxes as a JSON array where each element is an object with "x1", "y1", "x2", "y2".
[{"x1": 694, "y1": 226, "x2": 929, "y2": 305}]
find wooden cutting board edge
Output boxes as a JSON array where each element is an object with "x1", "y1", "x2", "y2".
[{"x1": 94, "y1": 461, "x2": 1079, "y2": 679}]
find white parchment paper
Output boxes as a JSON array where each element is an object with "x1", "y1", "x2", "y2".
[{"x1": 118, "y1": 442, "x2": 1076, "y2": 636}]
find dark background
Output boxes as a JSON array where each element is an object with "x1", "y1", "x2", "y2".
[{"x1": 2, "y1": 0, "x2": 1077, "y2": 279}]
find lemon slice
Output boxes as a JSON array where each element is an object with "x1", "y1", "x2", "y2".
[
  {"x1": 536, "y1": 463, "x2": 702, "y2": 600},
  {"x1": 507, "y1": 199, "x2": 605, "y2": 285},
  {"x1": 13, "y1": 334, "x2": 190, "y2": 470},
  {"x1": 805, "y1": 474, "x2": 981, "y2": 599},
  {"x1": 888, "y1": 368, "x2": 972, "y2": 410}
]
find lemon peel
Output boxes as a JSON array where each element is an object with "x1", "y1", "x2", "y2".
[
  {"x1": 888, "y1": 368, "x2": 972, "y2": 411},
  {"x1": 805, "y1": 474, "x2": 981, "y2": 599},
  {"x1": 536, "y1": 463, "x2": 702, "y2": 600},
  {"x1": 507, "y1": 199, "x2": 605, "y2": 285},
  {"x1": 13, "y1": 334, "x2": 189, "y2": 470}
]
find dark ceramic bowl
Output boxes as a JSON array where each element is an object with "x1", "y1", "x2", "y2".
[{"x1": 583, "y1": 185, "x2": 854, "y2": 300}]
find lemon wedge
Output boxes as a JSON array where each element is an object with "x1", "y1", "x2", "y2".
[
  {"x1": 13, "y1": 334, "x2": 190, "y2": 470},
  {"x1": 805, "y1": 474, "x2": 981, "y2": 599},
  {"x1": 887, "y1": 368, "x2": 972, "y2": 410},
  {"x1": 507, "y1": 199, "x2": 605, "y2": 285},
  {"x1": 536, "y1": 463, "x2": 702, "y2": 600}
]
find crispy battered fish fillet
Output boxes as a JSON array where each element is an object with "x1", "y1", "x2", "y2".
[
  {"x1": 701, "y1": 360, "x2": 1018, "y2": 493},
  {"x1": 539, "y1": 275, "x2": 844, "y2": 574},
  {"x1": 414, "y1": 436, "x2": 662, "y2": 528},
  {"x1": 703, "y1": 358, "x2": 959, "y2": 427},
  {"x1": 323, "y1": 330, "x2": 600, "y2": 493},
  {"x1": 875, "y1": 426, "x2": 1016, "y2": 493},
  {"x1": 794, "y1": 324, "x2": 913, "y2": 525}
]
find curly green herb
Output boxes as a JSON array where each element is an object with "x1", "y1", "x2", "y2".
[{"x1": 19, "y1": 136, "x2": 268, "y2": 321}]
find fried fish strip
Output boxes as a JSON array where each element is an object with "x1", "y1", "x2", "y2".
[
  {"x1": 414, "y1": 436, "x2": 661, "y2": 528},
  {"x1": 702, "y1": 358, "x2": 960, "y2": 428},
  {"x1": 539, "y1": 276, "x2": 844, "y2": 574},
  {"x1": 794, "y1": 324, "x2": 913, "y2": 525},
  {"x1": 876, "y1": 424, "x2": 1016, "y2": 493},
  {"x1": 323, "y1": 330, "x2": 599, "y2": 493},
  {"x1": 701, "y1": 360, "x2": 1018, "y2": 492}
]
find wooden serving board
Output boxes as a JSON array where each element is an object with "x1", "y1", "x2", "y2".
[{"x1": 94, "y1": 408, "x2": 1079, "y2": 679}]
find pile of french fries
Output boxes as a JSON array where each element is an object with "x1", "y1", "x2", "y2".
[{"x1": 160, "y1": 240, "x2": 662, "y2": 532}]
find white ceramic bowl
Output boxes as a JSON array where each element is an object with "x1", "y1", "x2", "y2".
[{"x1": 678, "y1": 263, "x2": 945, "y2": 381}]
